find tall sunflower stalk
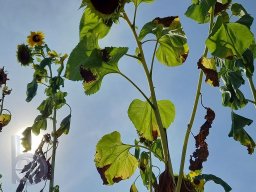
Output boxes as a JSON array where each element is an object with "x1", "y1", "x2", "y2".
[{"x1": 17, "y1": 32, "x2": 72, "y2": 192}]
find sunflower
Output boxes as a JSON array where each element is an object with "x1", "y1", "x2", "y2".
[
  {"x1": 17, "y1": 44, "x2": 33, "y2": 66},
  {"x1": 27, "y1": 31, "x2": 45, "y2": 47},
  {"x1": 0, "y1": 67, "x2": 8, "y2": 87},
  {"x1": 83, "y1": 0, "x2": 127, "y2": 21}
]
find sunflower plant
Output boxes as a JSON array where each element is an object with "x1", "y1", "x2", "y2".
[
  {"x1": 0, "y1": 67, "x2": 12, "y2": 133},
  {"x1": 16, "y1": 32, "x2": 71, "y2": 192},
  {"x1": 64, "y1": 0, "x2": 256, "y2": 191}
]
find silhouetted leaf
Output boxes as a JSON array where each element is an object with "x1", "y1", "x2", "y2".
[
  {"x1": 128, "y1": 99, "x2": 175, "y2": 141},
  {"x1": 26, "y1": 79, "x2": 38, "y2": 102},
  {"x1": 53, "y1": 114, "x2": 71, "y2": 138},
  {"x1": 130, "y1": 183, "x2": 138, "y2": 192},
  {"x1": 196, "y1": 174, "x2": 232, "y2": 192},
  {"x1": 37, "y1": 97, "x2": 54, "y2": 118},
  {"x1": 54, "y1": 91, "x2": 67, "y2": 109},
  {"x1": 229, "y1": 112, "x2": 255, "y2": 154},
  {"x1": 95, "y1": 131, "x2": 138, "y2": 185},
  {"x1": 0, "y1": 114, "x2": 11, "y2": 131}
]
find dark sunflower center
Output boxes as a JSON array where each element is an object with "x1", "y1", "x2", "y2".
[
  {"x1": 33, "y1": 35, "x2": 41, "y2": 42},
  {"x1": 91, "y1": 0, "x2": 120, "y2": 15}
]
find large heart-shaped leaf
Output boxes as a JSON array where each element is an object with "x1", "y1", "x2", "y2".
[
  {"x1": 95, "y1": 131, "x2": 138, "y2": 185},
  {"x1": 128, "y1": 99, "x2": 175, "y2": 141}
]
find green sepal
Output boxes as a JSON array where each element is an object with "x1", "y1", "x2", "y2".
[
  {"x1": 130, "y1": 183, "x2": 138, "y2": 192},
  {"x1": 196, "y1": 174, "x2": 232, "y2": 192},
  {"x1": 95, "y1": 131, "x2": 138, "y2": 185},
  {"x1": 80, "y1": 8, "x2": 111, "y2": 41},
  {"x1": 26, "y1": 78, "x2": 38, "y2": 102},
  {"x1": 185, "y1": 0, "x2": 216, "y2": 23},
  {"x1": 21, "y1": 127, "x2": 32, "y2": 152},
  {"x1": 31, "y1": 115, "x2": 47, "y2": 135},
  {"x1": 229, "y1": 112, "x2": 255, "y2": 154},
  {"x1": 128, "y1": 99, "x2": 175, "y2": 141},
  {"x1": 53, "y1": 114, "x2": 71, "y2": 138},
  {"x1": 37, "y1": 97, "x2": 54, "y2": 118}
]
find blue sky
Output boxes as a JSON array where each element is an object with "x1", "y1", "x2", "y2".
[{"x1": 0, "y1": 0, "x2": 256, "y2": 191}]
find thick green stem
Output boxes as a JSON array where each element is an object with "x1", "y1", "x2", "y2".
[
  {"x1": 122, "y1": 12, "x2": 174, "y2": 184},
  {"x1": 175, "y1": 71, "x2": 204, "y2": 192},
  {"x1": 175, "y1": 5, "x2": 215, "y2": 192},
  {"x1": 248, "y1": 76, "x2": 256, "y2": 108},
  {"x1": 49, "y1": 108, "x2": 57, "y2": 192}
]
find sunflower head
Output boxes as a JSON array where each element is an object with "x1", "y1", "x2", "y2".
[
  {"x1": 17, "y1": 44, "x2": 33, "y2": 66},
  {"x1": 0, "y1": 67, "x2": 8, "y2": 87},
  {"x1": 84, "y1": 0, "x2": 127, "y2": 21},
  {"x1": 27, "y1": 31, "x2": 45, "y2": 47}
]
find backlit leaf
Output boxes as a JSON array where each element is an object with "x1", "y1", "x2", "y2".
[
  {"x1": 185, "y1": 0, "x2": 216, "y2": 23},
  {"x1": 21, "y1": 127, "x2": 32, "y2": 152},
  {"x1": 128, "y1": 99, "x2": 175, "y2": 141},
  {"x1": 151, "y1": 139, "x2": 164, "y2": 161},
  {"x1": 95, "y1": 131, "x2": 138, "y2": 185},
  {"x1": 82, "y1": 47, "x2": 128, "y2": 95},
  {"x1": 206, "y1": 17, "x2": 254, "y2": 58},
  {"x1": 31, "y1": 115, "x2": 47, "y2": 135},
  {"x1": 54, "y1": 91, "x2": 67, "y2": 109},
  {"x1": 0, "y1": 114, "x2": 11, "y2": 128},
  {"x1": 65, "y1": 35, "x2": 99, "y2": 81},
  {"x1": 80, "y1": 8, "x2": 111, "y2": 40},
  {"x1": 229, "y1": 112, "x2": 255, "y2": 154}
]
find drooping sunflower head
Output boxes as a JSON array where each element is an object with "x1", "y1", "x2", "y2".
[
  {"x1": 17, "y1": 44, "x2": 33, "y2": 66},
  {"x1": 83, "y1": 0, "x2": 127, "y2": 21},
  {"x1": 27, "y1": 31, "x2": 45, "y2": 47},
  {"x1": 0, "y1": 67, "x2": 8, "y2": 87}
]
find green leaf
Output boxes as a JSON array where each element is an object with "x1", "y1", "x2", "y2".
[
  {"x1": 33, "y1": 64, "x2": 48, "y2": 83},
  {"x1": 26, "y1": 79, "x2": 38, "y2": 102},
  {"x1": 31, "y1": 115, "x2": 47, "y2": 135},
  {"x1": 134, "y1": 140, "x2": 140, "y2": 160},
  {"x1": 54, "y1": 91, "x2": 67, "y2": 109},
  {"x1": 133, "y1": 0, "x2": 154, "y2": 7},
  {"x1": 130, "y1": 183, "x2": 138, "y2": 192},
  {"x1": 241, "y1": 49, "x2": 254, "y2": 77},
  {"x1": 65, "y1": 35, "x2": 99, "y2": 81},
  {"x1": 21, "y1": 127, "x2": 32, "y2": 152},
  {"x1": 95, "y1": 131, "x2": 138, "y2": 185},
  {"x1": 206, "y1": 17, "x2": 254, "y2": 58},
  {"x1": 229, "y1": 112, "x2": 255, "y2": 154},
  {"x1": 37, "y1": 97, "x2": 54, "y2": 118},
  {"x1": 231, "y1": 3, "x2": 247, "y2": 17},
  {"x1": 82, "y1": 47, "x2": 128, "y2": 95},
  {"x1": 39, "y1": 58, "x2": 51, "y2": 68},
  {"x1": 80, "y1": 8, "x2": 111, "y2": 40},
  {"x1": 151, "y1": 139, "x2": 164, "y2": 161},
  {"x1": 53, "y1": 114, "x2": 71, "y2": 138},
  {"x1": 46, "y1": 76, "x2": 64, "y2": 95},
  {"x1": 128, "y1": 99, "x2": 175, "y2": 141},
  {"x1": 139, "y1": 152, "x2": 149, "y2": 171},
  {"x1": 156, "y1": 35, "x2": 189, "y2": 66},
  {"x1": 196, "y1": 174, "x2": 232, "y2": 192},
  {"x1": 185, "y1": 0, "x2": 216, "y2": 23},
  {"x1": 236, "y1": 14, "x2": 254, "y2": 29}
]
